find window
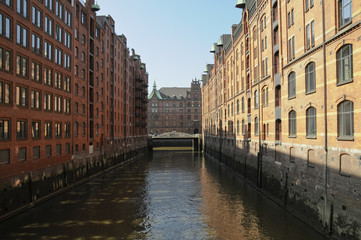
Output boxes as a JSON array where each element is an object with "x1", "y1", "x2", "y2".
[
  {"x1": 54, "y1": 95, "x2": 61, "y2": 112},
  {"x1": 237, "y1": 120, "x2": 240, "y2": 135},
  {"x1": 289, "y1": 110, "x2": 296, "y2": 137},
  {"x1": 237, "y1": 100, "x2": 239, "y2": 114},
  {"x1": 288, "y1": 36, "x2": 295, "y2": 61},
  {"x1": 288, "y1": 9, "x2": 294, "y2": 28},
  {"x1": 54, "y1": 72, "x2": 62, "y2": 89},
  {"x1": 242, "y1": 97, "x2": 245, "y2": 113},
  {"x1": 0, "y1": 47, "x2": 11, "y2": 72},
  {"x1": 0, "y1": 119, "x2": 10, "y2": 140},
  {"x1": 64, "y1": 53, "x2": 71, "y2": 70},
  {"x1": 305, "y1": 62, "x2": 316, "y2": 93},
  {"x1": 81, "y1": 104, "x2": 85, "y2": 115},
  {"x1": 16, "y1": 23, "x2": 28, "y2": 48},
  {"x1": 82, "y1": 122, "x2": 85, "y2": 136},
  {"x1": 55, "y1": 1, "x2": 63, "y2": 20},
  {"x1": 306, "y1": 21, "x2": 315, "y2": 49},
  {"x1": 95, "y1": 27, "x2": 100, "y2": 39},
  {"x1": 44, "y1": 41, "x2": 53, "y2": 60},
  {"x1": 305, "y1": 0, "x2": 314, "y2": 11},
  {"x1": 261, "y1": 58, "x2": 268, "y2": 77},
  {"x1": 56, "y1": 144, "x2": 61, "y2": 155},
  {"x1": 65, "y1": 9, "x2": 71, "y2": 27},
  {"x1": 0, "y1": 13, "x2": 12, "y2": 39},
  {"x1": 75, "y1": 102, "x2": 78, "y2": 114},
  {"x1": 64, "y1": 31, "x2": 71, "y2": 48},
  {"x1": 288, "y1": 72, "x2": 296, "y2": 99},
  {"x1": 63, "y1": 98, "x2": 70, "y2": 114},
  {"x1": 16, "y1": 86, "x2": 27, "y2": 107},
  {"x1": 45, "y1": 144, "x2": 51, "y2": 157},
  {"x1": 32, "y1": 5, "x2": 41, "y2": 28},
  {"x1": 337, "y1": 44, "x2": 353, "y2": 85},
  {"x1": 65, "y1": 122, "x2": 70, "y2": 137},
  {"x1": 33, "y1": 146, "x2": 40, "y2": 159},
  {"x1": 43, "y1": 93, "x2": 52, "y2": 111},
  {"x1": 55, "y1": 48, "x2": 62, "y2": 65},
  {"x1": 339, "y1": 0, "x2": 352, "y2": 27},
  {"x1": 18, "y1": 147, "x2": 26, "y2": 161},
  {"x1": 31, "y1": 61, "x2": 41, "y2": 82},
  {"x1": 1, "y1": 0, "x2": 11, "y2": 7},
  {"x1": 17, "y1": 0, "x2": 28, "y2": 18},
  {"x1": 242, "y1": 119, "x2": 245, "y2": 136},
  {"x1": 0, "y1": 81, "x2": 11, "y2": 104},
  {"x1": 64, "y1": 76, "x2": 71, "y2": 92},
  {"x1": 65, "y1": 143, "x2": 70, "y2": 153},
  {"x1": 0, "y1": 149, "x2": 10, "y2": 164},
  {"x1": 45, "y1": 0, "x2": 52, "y2": 11},
  {"x1": 16, "y1": 55, "x2": 28, "y2": 78},
  {"x1": 255, "y1": 117, "x2": 259, "y2": 136},
  {"x1": 32, "y1": 121, "x2": 40, "y2": 139},
  {"x1": 43, "y1": 67, "x2": 52, "y2": 86},
  {"x1": 30, "y1": 89, "x2": 40, "y2": 109},
  {"x1": 32, "y1": 33, "x2": 41, "y2": 55},
  {"x1": 55, "y1": 25, "x2": 62, "y2": 43},
  {"x1": 55, "y1": 122, "x2": 61, "y2": 137},
  {"x1": 44, "y1": 122, "x2": 52, "y2": 138},
  {"x1": 44, "y1": 16, "x2": 53, "y2": 36},
  {"x1": 338, "y1": 100, "x2": 353, "y2": 139},
  {"x1": 254, "y1": 90, "x2": 259, "y2": 109},
  {"x1": 75, "y1": 121, "x2": 78, "y2": 136},
  {"x1": 81, "y1": 11, "x2": 86, "y2": 25},
  {"x1": 306, "y1": 107, "x2": 316, "y2": 137},
  {"x1": 16, "y1": 120, "x2": 27, "y2": 139}
]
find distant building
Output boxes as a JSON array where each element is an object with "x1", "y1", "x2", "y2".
[{"x1": 148, "y1": 80, "x2": 202, "y2": 135}]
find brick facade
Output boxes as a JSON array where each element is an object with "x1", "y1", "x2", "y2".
[
  {"x1": 148, "y1": 80, "x2": 201, "y2": 135},
  {"x1": 202, "y1": 0, "x2": 361, "y2": 238},
  {"x1": 0, "y1": 0, "x2": 148, "y2": 180}
]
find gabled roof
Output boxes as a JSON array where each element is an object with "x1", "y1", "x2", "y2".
[{"x1": 148, "y1": 82, "x2": 163, "y2": 99}]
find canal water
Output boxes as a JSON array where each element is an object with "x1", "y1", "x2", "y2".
[{"x1": 0, "y1": 151, "x2": 326, "y2": 240}]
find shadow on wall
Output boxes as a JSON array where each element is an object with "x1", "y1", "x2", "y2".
[{"x1": 203, "y1": 134, "x2": 361, "y2": 240}]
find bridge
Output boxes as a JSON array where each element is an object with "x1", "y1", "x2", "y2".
[{"x1": 149, "y1": 132, "x2": 202, "y2": 151}]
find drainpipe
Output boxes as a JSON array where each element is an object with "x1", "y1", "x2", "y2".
[
  {"x1": 321, "y1": 0, "x2": 330, "y2": 233},
  {"x1": 257, "y1": 8, "x2": 262, "y2": 189}
]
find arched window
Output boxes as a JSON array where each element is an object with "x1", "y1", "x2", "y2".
[
  {"x1": 338, "y1": 100, "x2": 354, "y2": 139},
  {"x1": 288, "y1": 72, "x2": 296, "y2": 98},
  {"x1": 289, "y1": 110, "x2": 296, "y2": 137},
  {"x1": 306, "y1": 107, "x2": 316, "y2": 137},
  {"x1": 242, "y1": 97, "x2": 245, "y2": 113},
  {"x1": 242, "y1": 119, "x2": 245, "y2": 136},
  {"x1": 255, "y1": 117, "x2": 258, "y2": 136},
  {"x1": 305, "y1": 62, "x2": 316, "y2": 93},
  {"x1": 237, "y1": 120, "x2": 240, "y2": 135},
  {"x1": 337, "y1": 44, "x2": 353, "y2": 85},
  {"x1": 254, "y1": 90, "x2": 259, "y2": 109}
]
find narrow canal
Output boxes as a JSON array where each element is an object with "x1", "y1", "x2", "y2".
[{"x1": 0, "y1": 151, "x2": 326, "y2": 240}]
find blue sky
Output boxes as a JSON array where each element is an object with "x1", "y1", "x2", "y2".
[{"x1": 97, "y1": 0, "x2": 242, "y2": 88}]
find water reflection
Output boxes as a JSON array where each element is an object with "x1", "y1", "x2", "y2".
[{"x1": 0, "y1": 151, "x2": 325, "y2": 240}]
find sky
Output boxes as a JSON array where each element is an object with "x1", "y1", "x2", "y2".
[{"x1": 97, "y1": 0, "x2": 242, "y2": 89}]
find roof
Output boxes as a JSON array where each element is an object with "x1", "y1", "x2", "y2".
[{"x1": 159, "y1": 87, "x2": 189, "y2": 99}]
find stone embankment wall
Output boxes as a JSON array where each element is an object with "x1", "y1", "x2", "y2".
[
  {"x1": 204, "y1": 136, "x2": 361, "y2": 240},
  {"x1": 0, "y1": 138, "x2": 148, "y2": 222}
]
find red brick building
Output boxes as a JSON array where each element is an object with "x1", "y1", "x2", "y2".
[
  {"x1": 148, "y1": 80, "x2": 201, "y2": 135},
  {"x1": 0, "y1": 0, "x2": 148, "y2": 180}
]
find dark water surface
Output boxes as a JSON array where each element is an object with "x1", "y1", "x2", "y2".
[{"x1": 0, "y1": 151, "x2": 326, "y2": 240}]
